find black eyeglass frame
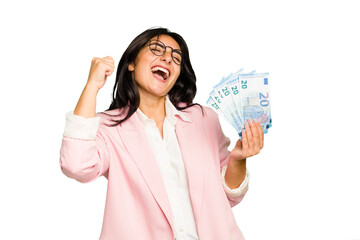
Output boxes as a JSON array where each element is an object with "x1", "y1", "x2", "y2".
[{"x1": 148, "y1": 40, "x2": 183, "y2": 66}]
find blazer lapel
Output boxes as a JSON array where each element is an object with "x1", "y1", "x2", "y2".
[
  {"x1": 116, "y1": 114, "x2": 175, "y2": 231},
  {"x1": 114, "y1": 109, "x2": 206, "y2": 232},
  {"x1": 175, "y1": 115, "x2": 205, "y2": 227}
]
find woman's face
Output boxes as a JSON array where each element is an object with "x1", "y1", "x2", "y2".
[{"x1": 128, "y1": 35, "x2": 182, "y2": 99}]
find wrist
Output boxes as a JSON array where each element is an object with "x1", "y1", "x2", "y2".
[
  {"x1": 85, "y1": 81, "x2": 101, "y2": 93},
  {"x1": 229, "y1": 151, "x2": 247, "y2": 163},
  {"x1": 225, "y1": 158, "x2": 247, "y2": 189},
  {"x1": 228, "y1": 156, "x2": 246, "y2": 167}
]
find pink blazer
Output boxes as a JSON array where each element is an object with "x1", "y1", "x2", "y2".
[{"x1": 60, "y1": 105, "x2": 247, "y2": 240}]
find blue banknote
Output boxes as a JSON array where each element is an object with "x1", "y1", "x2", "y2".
[{"x1": 208, "y1": 69, "x2": 272, "y2": 137}]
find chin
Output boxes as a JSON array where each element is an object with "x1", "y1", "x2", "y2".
[
  {"x1": 149, "y1": 84, "x2": 173, "y2": 96},
  {"x1": 145, "y1": 88, "x2": 168, "y2": 98}
]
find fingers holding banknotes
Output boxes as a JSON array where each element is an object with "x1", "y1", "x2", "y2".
[
  {"x1": 231, "y1": 119, "x2": 264, "y2": 161},
  {"x1": 86, "y1": 56, "x2": 115, "y2": 91}
]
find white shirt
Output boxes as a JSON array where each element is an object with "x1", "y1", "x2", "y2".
[{"x1": 63, "y1": 96, "x2": 249, "y2": 240}]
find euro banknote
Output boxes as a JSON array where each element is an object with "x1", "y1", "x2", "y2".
[{"x1": 207, "y1": 69, "x2": 272, "y2": 137}]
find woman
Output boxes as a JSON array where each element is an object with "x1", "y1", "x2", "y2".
[{"x1": 60, "y1": 27, "x2": 264, "y2": 240}]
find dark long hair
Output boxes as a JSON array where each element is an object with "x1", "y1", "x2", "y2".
[{"x1": 103, "y1": 27, "x2": 203, "y2": 127}]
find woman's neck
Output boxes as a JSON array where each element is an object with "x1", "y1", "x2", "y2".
[
  {"x1": 138, "y1": 93, "x2": 167, "y2": 139},
  {"x1": 138, "y1": 93, "x2": 166, "y2": 122}
]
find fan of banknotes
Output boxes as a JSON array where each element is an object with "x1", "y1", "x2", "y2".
[{"x1": 207, "y1": 68, "x2": 272, "y2": 138}]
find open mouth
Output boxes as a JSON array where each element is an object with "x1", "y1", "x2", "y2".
[{"x1": 151, "y1": 66, "x2": 170, "y2": 80}]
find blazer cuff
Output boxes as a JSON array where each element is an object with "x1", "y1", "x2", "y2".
[
  {"x1": 221, "y1": 164, "x2": 250, "y2": 198},
  {"x1": 63, "y1": 111, "x2": 100, "y2": 140}
]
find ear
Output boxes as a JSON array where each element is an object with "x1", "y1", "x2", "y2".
[{"x1": 128, "y1": 63, "x2": 134, "y2": 72}]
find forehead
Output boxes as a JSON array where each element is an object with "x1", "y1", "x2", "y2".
[{"x1": 150, "y1": 35, "x2": 181, "y2": 50}]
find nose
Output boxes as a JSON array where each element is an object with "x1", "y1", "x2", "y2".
[{"x1": 160, "y1": 47, "x2": 172, "y2": 64}]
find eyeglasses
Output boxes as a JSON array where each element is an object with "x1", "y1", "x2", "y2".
[{"x1": 148, "y1": 40, "x2": 182, "y2": 65}]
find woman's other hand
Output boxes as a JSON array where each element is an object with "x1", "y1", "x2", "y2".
[
  {"x1": 230, "y1": 119, "x2": 264, "y2": 162},
  {"x1": 73, "y1": 56, "x2": 115, "y2": 118},
  {"x1": 86, "y1": 56, "x2": 115, "y2": 91}
]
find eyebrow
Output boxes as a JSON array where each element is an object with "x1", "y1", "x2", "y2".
[{"x1": 173, "y1": 49, "x2": 182, "y2": 54}]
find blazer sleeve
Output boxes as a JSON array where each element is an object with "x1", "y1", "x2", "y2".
[
  {"x1": 215, "y1": 111, "x2": 249, "y2": 208},
  {"x1": 59, "y1": 112, "x2": 110, "y2": 183}
]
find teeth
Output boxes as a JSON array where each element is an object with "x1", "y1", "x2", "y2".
[{"x1": 151, "y1": 66, "x2": 169, "y2": 79}]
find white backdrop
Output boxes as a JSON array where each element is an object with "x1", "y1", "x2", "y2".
[{"x1": 1, "y1": 0, "x2": 359, "y2": 239}]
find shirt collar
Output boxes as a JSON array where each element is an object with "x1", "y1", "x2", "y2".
[
  {"x1": 165, "y1": 95, "x2": 191, "y2": 123},
  {"x1": 136, "y1": 107, "x2": 153, "y2": 125},
  {"x1": 136, "y1": 95, "x2": 191, "y2": 126}
]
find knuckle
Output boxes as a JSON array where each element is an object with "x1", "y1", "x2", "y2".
[
  {"x1": 94, "y1": 58, "x2": 101, "y2": 64},
  {"x1": 105, "y1": 56, "x2": 114, "y2": 62}
]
